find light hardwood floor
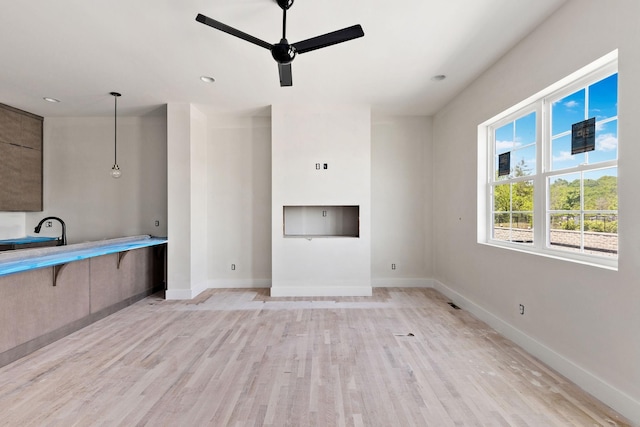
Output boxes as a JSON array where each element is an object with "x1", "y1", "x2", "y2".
[{"x1": 0, "y1": 288, "x2": 632, "y2": 426}]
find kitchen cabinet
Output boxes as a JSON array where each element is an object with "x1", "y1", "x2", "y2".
[{"x1": 0, "y1": 103, "x2": 43, "y2": 211}]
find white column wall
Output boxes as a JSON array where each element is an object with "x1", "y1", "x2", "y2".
[
  {"x1": 189, "y1": 106, "x2": 208, "y2": 294},
  {"x1": 166, "y1": 103, "x2": 208, "y2": 299},
  {"x1": 432, "y1": 0, "x2": 640, "y2": 422},
  {"x1": 271, "y1": 104, "x2": 371, "y2": 296}
]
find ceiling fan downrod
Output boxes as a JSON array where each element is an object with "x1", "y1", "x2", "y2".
[
  {"x1": 278, "y1": 0, "x2": 294, "y2": 39},
  {"x1": 272, "y1": 0, "x2": 295, "y2": 64},
  {"x1": 282, "y1": 7, "x2": 287, "y2": 40}
]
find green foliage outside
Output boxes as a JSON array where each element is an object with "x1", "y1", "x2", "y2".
[
  {"x1": 550, "y1": 214, "x2": 617, "y2": 233},
  {"x1": 494, "y1": 159, "x2": 618, "y2": 233},
  {"x1": 550, "y1": 175, "x2": 617, "y2": 211},
  {"x1": 494, "y1": 160, "x2": 534, "y2": 228},
  {"x1": 550, "y1": 175, "x2": 618, "y2": 233}
]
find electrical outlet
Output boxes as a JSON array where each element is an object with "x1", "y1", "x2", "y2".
[
  {"x1": 154, "y1": 220, "x2": 160, "y2": 227},
  {"x1": 519, "y1": 304, "x2": 525, "y2": 315},
  {"x1": 231, "y1": 264, "x2": 236, "y2": 271},
  {"x1": 45, "y1": 221, "x2": 52, "y2": 228},
  {"x1": 391, "y1": 263, "x2": 396, "y2": 270}
]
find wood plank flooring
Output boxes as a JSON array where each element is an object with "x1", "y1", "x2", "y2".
[{"x1": 0, "y1": 288, "x2": 632, "y2": 426}]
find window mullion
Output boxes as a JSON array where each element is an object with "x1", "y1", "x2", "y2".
[
  {"x1": 533, "y1": 100, "x2": 545, "y2": 249},
  {"x1": 580, "y1": 171, "x2": 585, "y2": 253}
]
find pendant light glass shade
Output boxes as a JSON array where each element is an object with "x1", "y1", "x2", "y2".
[{"x1": 110, "y1": 92, "x2": 122, "y2": 179}]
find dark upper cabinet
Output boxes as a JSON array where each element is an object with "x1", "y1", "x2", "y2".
[
  {"x1": 20, "y1": 113, "x2": 43, "y2": 150},
  {"x1": 0, "y1": 104, "x2": 43, "y2": 211},
  {"x1": 0, "y1": 106, "x2": 21, "y2": 146}
]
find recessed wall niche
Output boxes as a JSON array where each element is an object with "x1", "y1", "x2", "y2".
[{"x1": 283, "y1": 205, "x2": 359, "y2": 237}]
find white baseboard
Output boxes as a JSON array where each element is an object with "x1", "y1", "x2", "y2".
[
  {"x1": 205, "y1": 279, "x2": 434, "y2": 289},
  {"x1": 432, "y1": 279, "x2": 640, "y2": 426},
  {"x1": 167, "y1": 280, "x2": 270, "y2": 299},
  {"x1": 208, "y1": 279, "x2": 271, "y2": 289},
  {"x1": 165, "y1": 279, "x2": 210, "y2": 300},
  {"x1": 165, "y1": 288, "x2": 197, "y2": 300},
  {"x1": 270, "y1": 286, "x2": 373, "y2": 297},
  {"x1": 371, "y1": 278, "x2": 433, "y2": 288},
  {"x1": 172, "y1": 278, "x2": 432, "y2": 296}
]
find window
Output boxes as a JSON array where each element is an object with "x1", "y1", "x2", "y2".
[
  {"x1": 492, "y1": 110, "x2": 537, "y2": 244},
  {"x1": 480, "y1": 52, "x2": 618, "y2": 268}
]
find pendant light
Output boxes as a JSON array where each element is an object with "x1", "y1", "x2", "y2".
[{"x1": 110, "y1": 92, "x2": 122, "y2": 179}]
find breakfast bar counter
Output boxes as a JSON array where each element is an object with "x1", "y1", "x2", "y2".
[
  {"x1": 0, "y1": 235, "x2": 167, "y2": 277},
  {"x1": 0, "y1": 235, "x2": 167, "y2": 367}
]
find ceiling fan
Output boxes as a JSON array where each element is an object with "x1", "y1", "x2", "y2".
[{"x1": 196, "y1": 0, "x2": 364, "y2": 87}]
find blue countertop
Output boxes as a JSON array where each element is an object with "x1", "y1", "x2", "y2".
[
  {"x1": 0, "y1": 236, "x2": 59, "y2": 245},
  {"x1": 0, "y1": 235, "x2": 167, "y2": 277}
]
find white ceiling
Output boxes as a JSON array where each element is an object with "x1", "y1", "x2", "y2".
[{"x1": 0, "y1": 0, "x2": 566, "y2": 118}]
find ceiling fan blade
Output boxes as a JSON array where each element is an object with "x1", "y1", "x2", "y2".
[
  {"x1": 196, "y1": 14, "x2": 273, "y2": 50},
  {"x1": 292, "y1": 25, "x2": 364, "y2": 54},
  {"x1": 278, "y1": 63, "x2": 293, "y2": 87}
]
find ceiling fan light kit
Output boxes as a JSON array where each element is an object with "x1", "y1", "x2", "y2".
[{"x1": 196, "y1": 0, "x2": 364, "y2": 87}]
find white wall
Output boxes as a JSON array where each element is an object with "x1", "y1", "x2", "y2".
[
  {"x1": 201, "y1": 113, "x2": 432, "y2": 292},
  {"x1": 11, "y1": 107, "x2": 430, "y2": 299},
  {"x1": 189, "y1": 106, "x2": 209, "y2": 295},
  {"x1": 206, "y1": 115, "x2": 272, "y2": 288},
  {"x1": 371, "y1": 116, "x2": 432, "y2": 286},
  {"x1": 166, "y1": 104, "x2": 208, "y2": 299},
  {"x1": 0, "y1": 213, "x2": 25, "y2": 240},
  {"x1": 271, "y1": 104, "x2": 371, "y2": 296},
  {"x1": 24, "y1": 113, "x2": 167, "y2": 243},
  {"x1": 432, "y1": 0, "x2": 640, "y2": 422}
]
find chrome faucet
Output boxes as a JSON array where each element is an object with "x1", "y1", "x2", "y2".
[{"x1": 34, "y1": 216, "x2": 67, "y2": 246}]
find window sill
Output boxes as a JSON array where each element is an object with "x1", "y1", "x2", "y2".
[{"x1": 478, "y1": 240, "x2": 618, "y2": 271}]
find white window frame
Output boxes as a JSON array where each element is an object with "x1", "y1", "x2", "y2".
[
  {"x1": 488, "y1": 104, "x2": 540, "y2": 247},
  {"x1": 478, "y1": 51, "x2": 618, "y2": 270}
]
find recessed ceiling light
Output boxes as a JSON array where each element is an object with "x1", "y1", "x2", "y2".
[
  {"x1": 43, "y1": 97, "x2": 61, "y2": 103},
  {"x1": 431, "y1": 75, "x2": 446, "y2": 82},
  {"x1": 200, "y1": 76, "x2": 215, "y2": 83}
]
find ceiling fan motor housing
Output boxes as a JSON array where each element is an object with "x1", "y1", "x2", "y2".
[{"x1": 272, "y1": 39, "x2": 296, "y2": 64}]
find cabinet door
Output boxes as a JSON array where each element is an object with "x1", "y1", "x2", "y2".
[
  {"x1": 0, "y1": 105, "x2": 43, "y2": 212},
  {"x1": 0, "y1": 142, "x2": 22, "y2": 211},
  {"x1": 0, "y1": 107, "x2": 21, "y2": 146},
  {"x1": 20, "y1": 115, "x2": 42, "y2": 150},
  {"x1": 20, "y1": 146, "x2": 43, "y2": 211}
]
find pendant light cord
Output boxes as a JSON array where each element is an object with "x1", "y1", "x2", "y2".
[
  {"x1": 110, "y1": 92, "x2": 121, "y2": 166},
  {"x1": 114, "y1": 94, "x2": 117, "y2": 165}
]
